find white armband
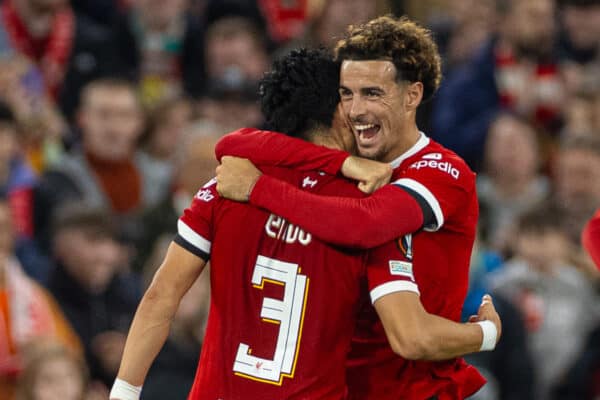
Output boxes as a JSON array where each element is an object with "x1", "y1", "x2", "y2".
[
  {"x1": 476, "y1": 320, "x2": 498, "y2": 351},
  {"x1": 109, "y1": 378, "x2": 142, "y2": 400}
]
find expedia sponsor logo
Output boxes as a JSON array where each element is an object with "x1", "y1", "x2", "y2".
[
  {"x1": 409, "y1": 159, "x2": 460, "y2": 179},
  {"x1": 389, "y1": 260, "x2": 414, "y2": 280}
]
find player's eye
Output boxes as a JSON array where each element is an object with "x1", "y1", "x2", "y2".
[{"x1": 339, "y1": 88, "x2": 352, "y2": 100}]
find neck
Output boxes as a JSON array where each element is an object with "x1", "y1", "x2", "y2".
[
  {"x1": 384, "y1": 123, "x2": 421, "y2": 163},
  {"x1": 309, "y1": 129, "x2": 342, "y2": 151}
]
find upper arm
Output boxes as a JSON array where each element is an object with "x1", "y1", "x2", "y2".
[{"x1": 147, "y1": 241, "x2": 207, "y2": 300}]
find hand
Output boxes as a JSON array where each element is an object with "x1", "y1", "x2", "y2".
[
  {"x1": 215, "y1": 156, "x2": 262, "y2": 202},
  {"x1": 340, "y1": 156, "x2": 393, "y2": 194},
  {"x1": 469, "y1": 294, "x2": 502, "y2": 345}
]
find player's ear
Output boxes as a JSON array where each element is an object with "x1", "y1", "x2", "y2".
[{"x1": 404, "y1": 82, "x2": 423, "y2": 110}]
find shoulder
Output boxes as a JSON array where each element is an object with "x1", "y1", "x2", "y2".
[{"x1": 403, "y1": 140, "x2": 476, "y2": 189}]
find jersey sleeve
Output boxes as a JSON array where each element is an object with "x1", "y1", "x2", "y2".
[
  {"x1": 215, "y1": 128, "x2": 349, "y2": 175},
  {"x1": 249, "y1": 175, "x2": 424, "y2": 249},
  {"x1": 173, "y1": 178, "x2": 218, "y2": 261},
  {"x1": 366, "y1": 236, "x2": 420, "y2": 304},
  {"x1": 392, "y1": 152, "x2": 475, "y2": 231},
  {"x1": 582, "y1": 209, "x2": 600, "y2": 271}
]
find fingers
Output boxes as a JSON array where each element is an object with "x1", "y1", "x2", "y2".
[{"x1": 480, "y1": 294, "x2": 492, "y2": 307}]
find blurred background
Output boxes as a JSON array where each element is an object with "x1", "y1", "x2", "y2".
[{"x1": 0, "y1": 0, "x2": 597, "y2": 399}]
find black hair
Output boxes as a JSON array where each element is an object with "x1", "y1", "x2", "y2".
[{"x1": 259, "y1": 48, "x2": 340, "y2": 139}]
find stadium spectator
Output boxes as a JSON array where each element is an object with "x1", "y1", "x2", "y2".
[
  {"x1": 112, "y1": 0, "x2": 206, "y2": 108},
  {"x1": 477, "y1": 113, "x2": 549, "y2": 251},
  {"x1": 15, "y1": 342, "x2": 103, "y2": 400},
  {"x1": 0, "y1": 55, "x2": 67, "y2": 173},
  {"x1": 0, "y1": 101, "x2": 36, "y2": 239},
  {"x1": 431, "y1": 0, "x2": 562, "y2": 171},
  {"x1": 0, "y1": 197, "x2": 81, "y2": 400},
  {"x1": 558, "y1": 0, "x2": 600, "y2": 97},
  {"x1": 553, "y1": 135, "x2": 600, "y2": 244},
  {"x1": 133, "y1": 130, "x2": 220, "y2": 275},
  {"x1": 489, "y1": 204, "x2": 600, "y2": 399},
  {"x1": 47, "y1": 205, "x2": 140, "y2": 389},
  {"x1": 214, "y1": 15, "x2": 492, "y2": 399},
  {"x1": 428, "y1": 0, "x2": 497, "y2": 71},
  {"x1": 136, "y1": 96, "x2": 193, "y2": 207},
  {"x1": 194, "y1": 16, "x2": 268, "y2": 134},
  {"x1": 0, "y1": 0, "x2": 121, "y2": 120},
  {"x1": 33, "y1": 78, "x2": 149, "y2": 252}
]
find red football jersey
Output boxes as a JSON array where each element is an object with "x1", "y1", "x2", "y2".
[
  {"x1": 175, "y1": 167, "x2": 416, "y2": 400},
  {"x1": 216, "y1": 130, "x2": 485, "y2": 399}
]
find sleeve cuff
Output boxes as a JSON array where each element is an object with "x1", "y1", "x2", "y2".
[{"x1": 370, "y1": 280, "x2": 420, "y2": 304}]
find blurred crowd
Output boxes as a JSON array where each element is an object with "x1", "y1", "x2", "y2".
[{"x1": 0, "y1": 0, "x2": 597, "y2": 399}]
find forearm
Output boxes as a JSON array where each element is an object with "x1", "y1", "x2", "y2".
[
  {"x1": 415, "y1": 314, "x2": 484, "y2": 360},
  {"x1": 116, "y1": 287, "x2": 179, "y2": 386},
  {"x1": 215, "y1": 129, "x2": 348, "y2": 174},
  {"x1": 375, "y1": 293, "x2": 493, "y2": 361},
  {"x1": 250, "y1": 176, "x2": 423, "y2": 248}
]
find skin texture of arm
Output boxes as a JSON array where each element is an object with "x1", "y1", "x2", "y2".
[
  {"x1": 249, "y1": 175, "x2": 424, "y2": 249},
  {"x1": 215, "y1": 128, "x2": 349, "y2": 175},
  {"x1": 112, "y1": 242, "x2": 206, "y2": 390},
  {"x1": 374, "y1": 291, "x2": 499, "y2": 360}
]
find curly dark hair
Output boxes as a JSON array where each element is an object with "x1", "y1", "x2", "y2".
[
  {"x1": 259, "y1": 48, "x2": 340, "y2": 139},
  {"x1": 335, "y1": 15, "x2": 442, "y2": 102}
]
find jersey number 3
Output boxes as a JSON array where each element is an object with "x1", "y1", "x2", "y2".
[{"x1": 233, "y1": 255, "x2": 309, "y2": 385}]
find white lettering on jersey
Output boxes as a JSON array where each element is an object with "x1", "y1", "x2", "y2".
[
  {"x1": 302, "y1": 176, "x2": 318, "y2": 188},
  {"x1": 409, "y1": 159, "x2": 460, "y2": 179},
  {"x1": 195, "y1": 188, "x2": 215, "y2": 202},
  {"x1": 422, "y1": 152, "x2": 442, "y2": 160},
  {"x1": 265, "y1": 214, "x2": 312, "y2": 245}
]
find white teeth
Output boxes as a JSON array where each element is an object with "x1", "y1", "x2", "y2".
[{"x1": 355, "y1": 124, "x2": 376, "y2": 131}]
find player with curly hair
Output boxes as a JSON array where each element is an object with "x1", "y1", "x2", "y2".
[{"x1": 215, "y1": 15, "x2": 494, "y2": 399}]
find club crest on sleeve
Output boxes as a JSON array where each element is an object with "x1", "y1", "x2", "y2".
[{"x1": 389, "y1": 260, "x2": 414, "y2": 279}]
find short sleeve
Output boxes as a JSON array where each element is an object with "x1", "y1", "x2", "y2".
[
  {"x1": 366, "y1": 234, "x2": 420, "y2": 304},
  {"x1": 174, "y1": 178, "x2": 218, "y2": 261},
  {"x1": 392, "y1": 152, "x2": 475, "y2": 231}
]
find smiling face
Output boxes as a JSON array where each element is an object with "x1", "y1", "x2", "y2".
[{"x1": 339, "y1": 60, "x2": 420, "y2": 162}]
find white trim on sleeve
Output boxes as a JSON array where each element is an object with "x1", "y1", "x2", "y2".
[
  {"x1": 370, "y1": 280, "x2": 420, "y2": 304},
  {"x1": 393, "y1": 178, "x2": 444, "y2": 231},
  {"x1": 177, "y1": 219, "x2": 212, "y2": 254}
]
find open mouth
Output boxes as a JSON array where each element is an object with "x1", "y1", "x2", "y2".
[{"x1": 355, "y1": 123, "x2": 381, "y2": 143}]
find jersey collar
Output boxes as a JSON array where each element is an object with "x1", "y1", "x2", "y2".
[{"x1": 389, "y1": 132, "x2": 430, "y2": 169}]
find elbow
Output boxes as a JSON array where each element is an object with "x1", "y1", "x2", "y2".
[{"x1": 388, "y1": 332, "x2": 435, "y2": 361}]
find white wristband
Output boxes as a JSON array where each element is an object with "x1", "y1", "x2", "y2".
[
  {"x1": 109, "y1": 378, "x2": 142, "y2": 400},
  {"x1": 476, "y1": 320, "x2": 498, "y2": 351}
]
